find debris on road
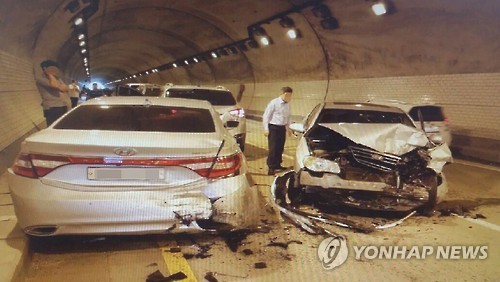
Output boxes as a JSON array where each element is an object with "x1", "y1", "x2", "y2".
[
  {"x1": 254, "y1": 262, "x2": 267, "y2": 269},
  {"x1": 271, "y1": 171, "x2": 418, "y2": 234},
  {"x1": 146, "y1": 270, "x2": 187, "y2": 282},
  {"x1": 267, "y1": 239, "x2": 303, "y2": 249},
  {"x1": 242, "y1": 249, "x2": 254, "y2": 255},
  {"x1": 222, "y1": 229, "x2": 250, "y2": 252},
  {"x1": 204, "y1": 272, "x2": 219, "y2": 282}
]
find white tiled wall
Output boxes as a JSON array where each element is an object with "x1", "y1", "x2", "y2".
[{"x1": 0, "y1": 50, "x2": 44, "y2": 151}]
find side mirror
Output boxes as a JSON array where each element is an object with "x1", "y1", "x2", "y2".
[
  {"x1": 225, "y1": 120, "x2": 239, "y2": 128},
  {"x1": 289, "y1": 122, "x2": 305, "y2": 133}
]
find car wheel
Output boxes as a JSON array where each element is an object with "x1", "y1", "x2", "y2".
[
  {"x1": 286, "y1": 173, "x2": 303, "y2": 206},
  {"x1": 420, "y1": 176, "x2": 438, "y2": 216}
]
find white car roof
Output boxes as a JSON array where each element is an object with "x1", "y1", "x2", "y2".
[
  {"x1": 323, "y1": 102, "x2": 406, "y2": 114},
  {"x1": 366, "y1": 100, "x2": 439, "y2": 113},
  {"x1": 164, "y1": 84, "x2": 229, "y2": 91},
  {"x1": 83, "y1": 96, "x2": 213, "y2": 109}
]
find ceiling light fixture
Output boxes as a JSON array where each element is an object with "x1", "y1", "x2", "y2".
[{"x1": 74, "y1": 17, "x2": 83, "y2": 25}]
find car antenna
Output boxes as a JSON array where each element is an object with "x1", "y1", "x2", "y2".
[{"x1": 206, "y1": 139, "x2": 225, "y2": 178}]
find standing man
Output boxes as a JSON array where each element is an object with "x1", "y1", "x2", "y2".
[
  {"x1": 37, "y1": 60, "x2": 70, "y2": 126},
  {"x1": 68, "y1": 80, "x2": 80, "y2": 108},
  {"x1": 263, "y1": 86, "x2": 293, "y2": 175}
]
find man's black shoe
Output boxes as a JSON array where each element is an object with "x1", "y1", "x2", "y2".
[{"x1": 267, "y1": 169, "x2": 275, "y2": 175}]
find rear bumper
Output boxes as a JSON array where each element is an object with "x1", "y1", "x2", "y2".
[{"x1": 7, "y1": 170, "x2": 258, "y2": 236}]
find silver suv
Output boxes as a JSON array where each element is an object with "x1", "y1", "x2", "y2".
[{"x1": 161, "y1": 84, "x2": 247, "y2": 151}]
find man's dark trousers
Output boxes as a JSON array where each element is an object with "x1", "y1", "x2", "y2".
[{"x1": 267, "y1": 124, "x2": 286, "y2": 169}]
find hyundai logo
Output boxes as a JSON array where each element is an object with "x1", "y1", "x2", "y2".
[{"x1": 113, "y1": 148, "x2": 137, "y2": 156}]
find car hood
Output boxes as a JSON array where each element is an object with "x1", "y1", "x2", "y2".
[{"x1": 317, "y1": 123, "x2": 452, "y2": 172}]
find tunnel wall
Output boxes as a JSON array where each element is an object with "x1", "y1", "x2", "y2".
[{"x1": 0, "y1": 51, "x2": 45, "y2": 172}]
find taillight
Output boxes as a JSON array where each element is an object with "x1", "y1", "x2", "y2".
[
  {"x1": 12, "y1": 152, "x2": 243, "y2": 180},
  {"x1": 229, "y1": 108, "x2": 245, "y2": 118},
  {"x1": 12, "y1": 154, "x2": 36, "y2": 178},
  {"x1": 444, "y1": 118, "x2": 450, "y2": 123},
  {"x1": 12, "y1": 154, "x2": 70, "y2": 178},
  {"x1": 185, "y1": 153, "x2": 243, "y2": 179}
]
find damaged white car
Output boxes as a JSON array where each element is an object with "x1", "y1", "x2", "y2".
[
  {"x1": 8, "y1": 97, "x2": 258, "y2": 236},
  {"x1": 287, "y1": 102, "x2": 452, "y2": 212}
]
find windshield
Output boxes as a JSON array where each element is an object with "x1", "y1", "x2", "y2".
[
  {"x1": 54, "y1": 105, "x2": 215, "y2": 132},
  {"x1": 165, "y1": 89, "x2": 236, "y2": 106},
  {"x1": 409, "y1": 106, "x2": 445, "y2": 121},
  {"x1": 116, "y1": 85, "x2": 162, "y2": 97},
  {"x1": 317, "y1": 109, "x2": 415, "y2": 127}
]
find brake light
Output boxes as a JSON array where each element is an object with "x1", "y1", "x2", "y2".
[
  {"x1": 444, "y1": 118, "x2": 450, "y2": 123},
  {"x1": 229, "y1": 108, "x2": 245, "y2": 118},
  {"x1": 12, "y1": 154, "x2": 70, "y2": 178},
  {"x1": 12, "y1": 152, "x2": 242, "y2": 179},
  {"x1": 186, "y1": 153, "x2": 243, "y2": 178}
]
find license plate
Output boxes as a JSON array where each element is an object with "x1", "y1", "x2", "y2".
[{"x1": 88, "y1": 167, "x2": 165, "y2": 180}]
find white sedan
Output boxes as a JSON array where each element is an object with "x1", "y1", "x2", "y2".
[
  {"x1": 8, "y1": 97, "x2": 258, "y2": 236},
  {"x1": 287, "y1": 102, "x2": 452, "y2": 212}
]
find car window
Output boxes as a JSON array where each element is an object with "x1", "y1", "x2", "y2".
[
  {"x1": 165, "y1": 89, "x2": 236, "y2": 106},
  {"x1": 318, "y1": 109, "x2": 415, "y2": 127},
  {"x1": 408, "y1": 106, "x2": 445, "y2": 121},
  {"x1": 143, "y1": 87, "x2": 162, "y2": 97},
  {"x1": 116, "y1": 86, "x2": 143, "y2": 96},
  {"x1": 54, "y1": 105, "x2": 216, "y2": 132}
]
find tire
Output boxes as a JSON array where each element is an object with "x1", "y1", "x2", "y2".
[{"x1": 420, "y1": 176, "x2": 438, "y2": 216}]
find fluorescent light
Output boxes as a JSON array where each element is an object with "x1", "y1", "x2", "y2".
[
  {"x1": 184, "y1": 60, "x2": 189, "y2": 65},
  {"x1": 211, "y1": 52, "x2": 218, "y2": 58},
  {"x1": 193, "y1": 57, "x2": 199, "y2": 63},
  {"x1": 287, "y1": 29, "x2": 297, "y2": 39},
  {"x1": 372, "y1": 3, "x2": 387, "y2": 15},
  {"x1": 81, "y1": 49, "x2": 87, "y2": 53},
  {"x1": 260, "y1": 37, "x2": 270, "y2": 46},
  {"x1": 74, "y1": 17, "x2": 83, "y2": 25},
  {"x1": 79, "y1": 41, "x2": 85, "y2": 46},
  {"x1": 78, "y1": 34, "x2": 85, "y2": 40},
  {"x1": 172, "y1": 63, "x2": 177, "y2": 68}
]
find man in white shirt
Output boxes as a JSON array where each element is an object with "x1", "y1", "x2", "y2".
[
  {"x1": 263, "y1": 86, "x2": 293, "y2": 175},
  {"x1": 68, "y1": 80, "x2": 80, "y2": 108}
]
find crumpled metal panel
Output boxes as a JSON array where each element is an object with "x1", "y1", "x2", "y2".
[{"x1": 318, "y1": 123, "x2": 429, "y2": 155}]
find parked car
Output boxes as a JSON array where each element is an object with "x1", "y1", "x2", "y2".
[
  {"x1": 8, "y1": 97, "x2": 257, "y2": 236},
  {"x1": 368, "y1": 100, "x2": 452, "y2": 145},
  {"x1": 161, "y1": 84, "x2": 247, "y2": 151},
  {"x1": 287, "y1": 102, "x2": 452, "y2": 212}
]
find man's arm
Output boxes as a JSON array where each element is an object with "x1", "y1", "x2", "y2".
[
  {"x1": 47, "y1": 74, "x2": 69, "y2": 92},
  {"x1": 262, "y1": 100, "x2": 274, "y2": 135}
]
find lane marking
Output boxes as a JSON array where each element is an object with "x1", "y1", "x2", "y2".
[
  {"x1": 453, "y1": 214, "x2": 500, "y2": 232},
  {"x1": 160, "y1": 247, "x2": 197, "y2": 281},
  {"x1": 453, "y1": 159, "x2": 500, "y2": 172}
]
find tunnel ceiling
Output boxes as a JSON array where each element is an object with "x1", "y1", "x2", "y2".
[{"x1": 4, "y1": 0, "x2": 500, "y2": 84}]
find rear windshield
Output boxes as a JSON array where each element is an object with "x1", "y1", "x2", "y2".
[
  {"x1": 166, "y1": 89, "x2": 236, "y2": 106},
  {"x1": 408, "y1": 106, "x2": 445, "y2": 121},
  {"x1": 318, "y1": 109, "x2": 415, "y2": 127},
  {"x1": 54, "y1": 105, "x2": 215, "y2": 132},
  {"x1": 116, "y1": 85, "x2": 162, "y2": 97}
]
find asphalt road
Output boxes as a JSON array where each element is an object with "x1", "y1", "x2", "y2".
[{"x1": 19, "y1": 120, "x2": 500, "y2": 281}]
